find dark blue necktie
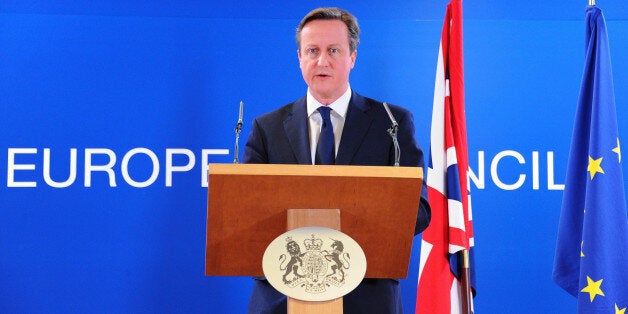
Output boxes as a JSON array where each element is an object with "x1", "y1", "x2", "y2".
[{"x1": 315, "y1": 106, "x2": 335, "y2": 165}]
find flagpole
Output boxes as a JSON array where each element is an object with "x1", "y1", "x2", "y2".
[{"x1": 460, "y1": 249, "x2": 473, "y2": 314}]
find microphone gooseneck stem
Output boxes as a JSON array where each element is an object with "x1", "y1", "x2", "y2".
[
  {"x1": 233, "y1": 129, "x2": 241, "y2": 164},
  {"x1": 233, "y1": 101, "x2": 244, "y2": 164},
  {"x1": 390, "y1": 127, "x2": 400, "y2": 167},
  {"x1": 382, "y1": 102, "x2": 400, "y2": 167}
]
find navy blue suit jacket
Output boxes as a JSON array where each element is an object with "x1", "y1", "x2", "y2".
[{"x1": 243, "y1": 91, "x2": 431, "y2": 314}]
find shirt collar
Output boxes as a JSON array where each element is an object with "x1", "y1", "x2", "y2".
[{"x1": 306, "y1": 86, "x2": 351, "y2": 118}]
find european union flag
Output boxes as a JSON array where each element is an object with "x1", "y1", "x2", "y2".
[{"x1": 552, "y1": 5, "x2": 628, "y2": 313}]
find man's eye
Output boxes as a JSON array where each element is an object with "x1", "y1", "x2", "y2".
[
  {"x1": 329, "y1": 48, "x2": 339, "y2": 54},
  {"x1": 307, "y1": 48, "x2": 319, "y2": 55}
]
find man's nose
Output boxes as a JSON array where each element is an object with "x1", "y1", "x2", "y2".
[{"x1": 317, "y1": 52, "x2": 330, "y2": 66}]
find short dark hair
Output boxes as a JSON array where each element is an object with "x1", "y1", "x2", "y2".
[{"x1": 295, "y1": 7, "x2": 360, "y2": 52}]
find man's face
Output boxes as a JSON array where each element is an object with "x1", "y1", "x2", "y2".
[{"x1": 298, "y1": 19, "x2": 356, "y2": 104}]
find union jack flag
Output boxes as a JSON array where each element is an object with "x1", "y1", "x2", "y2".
[{"x1": 416, "y1": 0, "x2": 475, "y2": 313}]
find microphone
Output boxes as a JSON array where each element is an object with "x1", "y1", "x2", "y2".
[
  {"x1": 233, "y1": 101, "x2": 244, "y2": 164},
  {"x1": 382, "y1": 102, "x2": 400, "y2": 167}
]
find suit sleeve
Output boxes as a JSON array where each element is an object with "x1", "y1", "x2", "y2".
[
  {"x1": 242, "y1": 118, "x2": 269, "y2": 164},
  {"x1": 396, "y1": 109, "x2": 431, "y2": 235}
]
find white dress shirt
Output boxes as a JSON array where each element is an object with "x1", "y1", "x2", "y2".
[{"x1": 306, "y1": 86, "x2": 351, "y2": 164}]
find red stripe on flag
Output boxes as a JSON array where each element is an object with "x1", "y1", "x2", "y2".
[{"x1": 417, "y1": 191, "x2": 454, "y2": 313}]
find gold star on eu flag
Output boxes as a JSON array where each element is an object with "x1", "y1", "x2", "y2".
[
  {"x1": 587, "y1": 156, "x2": 604, "y2": 180},
  {"x1": 581, "y1": 276, "x2": 605, "y2": 302},
  {"x1": 616, "y1": 304, "x2": 627, "y2": 314}
]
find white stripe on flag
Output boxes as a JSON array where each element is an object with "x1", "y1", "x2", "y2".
[
  {"x1": 418, "y1": 240, "x2": 433, "y2": 279},
  {"x1": 449, "y1": 243, "x2": 466, "y2": 254},
  {"x1": 448, "y1": 198, "x2": 466, "y2": 231},
  {"x1": 450, "y1": 276, "x2": 462, "y2": 314},
  {"x1": 446, "y1": 146, "x2": 458, "y2": 168},
  {"x1": 427, "y1": 42, "x2": 446, "y2": 195},
  {"x1": 427, "y1": 166, "x2": 444, "y2": 195}
]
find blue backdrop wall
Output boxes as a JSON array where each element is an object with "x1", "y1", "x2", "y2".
[{"x1": 1, "y1": 1, "x2": 627, "y2": 313}]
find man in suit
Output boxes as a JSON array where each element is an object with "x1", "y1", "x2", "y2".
[{"x1": 243, "y1": 7, "x2": 431, "y2": 314}]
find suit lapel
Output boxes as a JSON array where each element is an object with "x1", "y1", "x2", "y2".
[
  {"x1": 283, "y1": 97, "x2": 312, "y2": 165},
  {"x1": 336, "y1": 92, "x2": 373, "y2": 165}
]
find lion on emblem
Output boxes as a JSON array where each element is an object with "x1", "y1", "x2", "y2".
[
  {"x1": 323, "y1": 239, "x2": 350, "y2": 282},
  {"x1": 279, "y1": 238, "x2": 305, "y2": 284}
]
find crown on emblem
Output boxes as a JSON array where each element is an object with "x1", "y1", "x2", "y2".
[{"x1": 304, "y1": 234, "x2": 323, "y2": 251}]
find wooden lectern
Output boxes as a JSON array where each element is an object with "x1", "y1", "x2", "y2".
[{"x1": 205, "y1": 163, "x2": 423, "y2": 313}]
